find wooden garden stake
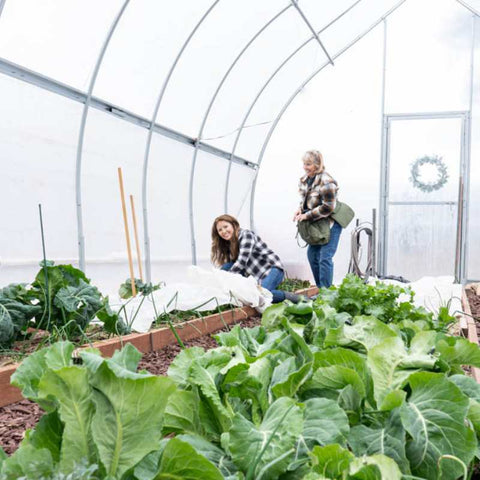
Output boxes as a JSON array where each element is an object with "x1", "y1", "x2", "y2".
[
  {"x1": 130, "y1": 194, "x2": 144, "y2": 282},
  {"x1": 117, "y1": 167, "x2": 137, "y2": 296}
]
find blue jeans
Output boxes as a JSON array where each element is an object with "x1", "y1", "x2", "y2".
[
  {"x1": 307, "y1": 221, "x2": 342, "y2": 288},
  {"x1": 221, "y1": 263, "x2": 285, "y2": 303}
]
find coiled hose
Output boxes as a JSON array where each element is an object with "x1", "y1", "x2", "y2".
[{"x1": 348, "y1": 222, "x2": 374, "y2": 281}]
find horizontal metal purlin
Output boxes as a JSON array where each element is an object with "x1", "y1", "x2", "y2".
[
  {"x1": 0, "y1": 57, "x2": 256, "y2": 169},
  {"x1": 389, "y1": 201, "x2": 457, "y2": 206},
  {"x1": 387, "y1": 111, "x2": 468, "y2": 120}
]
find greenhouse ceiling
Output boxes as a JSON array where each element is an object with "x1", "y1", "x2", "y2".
[{"x1": 0, "y1": 0, "x2": 479, "y2": 290}]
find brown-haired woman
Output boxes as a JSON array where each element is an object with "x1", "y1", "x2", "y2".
[
  {"x1": 211, "y1": 214, "x2": 298, "y2": 303},
  {"x1": 293, "y1": 150, "x2": 342, "y2": 288}
]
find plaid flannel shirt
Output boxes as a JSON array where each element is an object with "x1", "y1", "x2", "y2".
[
  {"x1": 229, "y1": 229, "x2": 283, "y2": 282},
  {"x1": 299, "y1": 171, "x2": 338, "y2": 221}
]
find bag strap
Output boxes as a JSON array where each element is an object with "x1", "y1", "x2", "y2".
[{"x1": 295, "y1": 225, "x2": 308, "y2": 248}]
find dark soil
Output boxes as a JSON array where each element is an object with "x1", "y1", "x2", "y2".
[
  {"x1": 0, "y1": 316, "x2": 261, "y2": 456},
  {"x1": 466, "y1": 287, "x2": 480, "y2": 319},
  {"x1": 466, "y1": 287, "x2": 480, "y2": 344}
]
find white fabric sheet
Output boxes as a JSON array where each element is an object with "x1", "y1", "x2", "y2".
[{"x1": 111, "y1": 266, "x2": 272, "y2": 333}]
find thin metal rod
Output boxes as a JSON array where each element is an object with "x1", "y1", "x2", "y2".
[
  {"x1": 250, "y1": 0, "x2": 408, "y2": 231},
  {"x1": 290, "y1": 0, "x2": 334, "y2": 65},
  {"x1": 188, "y1": 5, "x2": 292, "y2": 265},
  {"x1": 38, "y1": 204, "x2": 51, "y2": 330},
  {"x1": 142, "y1": 0, "x2": 220, "y2": 281},
  {"x1": 461, "y1": 14, "x2": 476, "y2": 282},
  {"x1": 130, "y1": 195, "x2": 144, "y2": 282},
  {"x1": 118, "y1": 168, "x2": 136, "y2": 297},
  {"x1": 378, "y1": 19, "x2": 388, "y2": 276},
  {"x1": 224, "y1": 0, "x2": 364, "y2": 219},
  {"x1": 455, "y1": 0, "x2": 480, "y2": 17},
  {"x1": 75, "y1": 0, "x2": 130, "y2": 273}
]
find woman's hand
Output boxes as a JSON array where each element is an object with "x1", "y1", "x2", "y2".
[
  {"x1": 293, "y1": 208, "x2": 301, "y2": 221},
  {"x1": 293, "y1": 211, "x2": 308, "y2": 222}
]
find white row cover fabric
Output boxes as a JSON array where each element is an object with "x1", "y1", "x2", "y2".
[{"x1": 114, "y1": 266, "x2": 272, "y2": 333}]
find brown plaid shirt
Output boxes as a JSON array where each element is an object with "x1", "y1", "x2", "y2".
[{"x1": 299, "y1": 171, "x2": 338, "y2": 220}]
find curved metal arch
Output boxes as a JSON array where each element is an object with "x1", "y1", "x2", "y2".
[
  {"x1": 141, "y1": 0, "x2": 220, "y2": 282},
  {"x1": 249, "y1": 0, "x2": 408, "y2": 231},
  {"x1": 187, "y1": 4, "x2": 293, "y2": 265},
  {"x1": 455, "y1": 0, "x2": 480, "y2": 17},
  {"x1": 75, "y1": 0, "x2": 130, "y2": 272},
  {"x1": 224, "y1": 0, "x2": 363, "y2": 216}
]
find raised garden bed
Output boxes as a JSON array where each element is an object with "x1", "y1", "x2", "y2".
[
  {"x1": 0, "y1": 285, "x2": 318, "y2": 408},
  {"x1": 463, "y1": 284, "x2": 480, "y2": 382},
  {"x1": 0, "y1": 315, "x2": 262, "y2": 455}
]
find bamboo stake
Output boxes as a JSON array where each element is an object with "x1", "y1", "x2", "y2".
[
  {"x1": 130, "y1": 194, "x2": 144, "y2": 282},
  {"x1": 118, "y1": 167, "x2": 136, "y2": 296}
]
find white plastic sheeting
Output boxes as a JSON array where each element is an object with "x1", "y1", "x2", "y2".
[{"x1": 0, "y1": 0, "x2": 479, "y2": 292}]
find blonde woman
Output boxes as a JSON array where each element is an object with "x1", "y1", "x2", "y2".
[
  {"x1": 211, "y1": 214, "x2": 300, "y2": 303},
  {"x1": 293, "y1": 150, "x2": 343, "y2": 288}
]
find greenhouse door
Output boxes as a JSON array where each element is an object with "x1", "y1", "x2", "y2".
[{"x1": 378, "y1": 112, "x2": 470, "y2": 283}]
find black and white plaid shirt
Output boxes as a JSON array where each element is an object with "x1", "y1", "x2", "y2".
[{"x1": 229, "y1": 229, "x2": 284, "y2": 282}]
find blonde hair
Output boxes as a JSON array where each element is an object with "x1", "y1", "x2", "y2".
[
  {"x1": 302, "y1": 150, "x2": 325, "y2": 174},
  {"x1": 211, "y1": 214, "x2": 240, "y2": 266}
]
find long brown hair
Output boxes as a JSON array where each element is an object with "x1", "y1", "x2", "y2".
[{"x1": 211, "y1": 214, "x2": 240, "y2": 266}]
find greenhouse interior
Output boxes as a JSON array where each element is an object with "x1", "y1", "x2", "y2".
[{"x1": 1, "y1": 0, "x2": 480, "y2": 478}]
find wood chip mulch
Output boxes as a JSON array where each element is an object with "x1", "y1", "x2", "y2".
[
  {"x1": 0, "y1": 316, "x2": 261, "y2": 456},
  {"x1": 466, "y1": 287, "x2": 480, "y2": 319}
]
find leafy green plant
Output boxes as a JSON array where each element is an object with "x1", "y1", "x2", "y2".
[
  {"x1": 118, "y1": 278, "x2": 163, "y2": 299},
  {"x1": 0, "y1": 284, "x2": 41, "y2": 348},
  {"x1": 278, "y1": 277, "x2": 312, "y2": 292},
  {"x1": 3, "y1": 277, "x2": 479, "y2": 479}
]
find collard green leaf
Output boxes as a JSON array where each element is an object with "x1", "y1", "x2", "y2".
[
  {"x1": 367, "y1": 336, "x2": 435, "y2": 407},
  {"x1": 448, "y1": 374, "x2": 480, "y2": 401},
  {"x1": 188, "y1": 357, "x2": 233, "y2": 433},
  {"x1": 436, "y1": 336, "x2": 480, "y2": 368},
  {"x1": 302, "y1": 398, "x2": 350, "y2": 448},
  {"x1": 90, "y1": 360, "x2": 176, "y2": 479},
  {"x1": 310, "y1": 366, "x2": 366, "y2": 400},
  {"x1": 400, "y1": 372, "x2": 477, "y2": 480},
  {"x1": 227, "y1": 397, "x2": 303, "y2": 480},
  {"x1": 261, "y1": 302, "x2": 288, "y2": 330},
  {"x1": 348, "y1": 454, "x2": 402, "y2": 480},
  {"x1": 45, "y1": 341, "x2": 75, "y2": 370},
  {"x1": 0, "y1": 311, "x2": 14, "y2": 348},
  {"x1": 310, "y1": 444, "x2": 353, "y2": 478},
  {"x1": 0, "y1": 444, "x2": 53, "y2": 479},
  {"x1": 39, "y1": 366, "x2": 96, "y2": 472},
  {"x1": 271, "y1": 357, "x2": 313, "y2": 399},
  {"x1": 10, "y1": 347, "x2": 52, "y2": 407},
  {"x1": 23, "y1": 410, "x2": 63, "y2": 463},
  {"x1": 222, "y1": 356, "x2": 273, "y2": 420},
  {"x1": 54, "y1": 280, "x2": 103, "y2": 330},
  {"x1": 96, "y1": 297, "x2": 129, "y2": 335},
  {"x1": 109, "y1": 342, "x2": 142, "y2": 372},
  {"x1": 348, "y1": 410, "x2": 409, "y2": 474},
  {"x1": 167, "y1": 347, "x2": 205, "y2": 388},
  {"x1": 163, "y1": 390, "x2": 201, "y2": 435},
  {"x1": 177, "y1": 434, "x2": 237, "y2": 478},
  {"x1": 0, "y1": 283, "x2": 41, "y2": 347},
  {"x1": 448, "y1": 374, "x2": 480, "y2": 436},
  {"x1": 324, "y1": 316, "x2": 398, "y2": 352},
  {"x1": 154, "y1": 438, "x2": 223, "y2": 479}
]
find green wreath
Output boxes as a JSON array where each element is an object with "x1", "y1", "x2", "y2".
[{"x1": 409, "y1": 155, "x2": 449, "y2": 193}]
